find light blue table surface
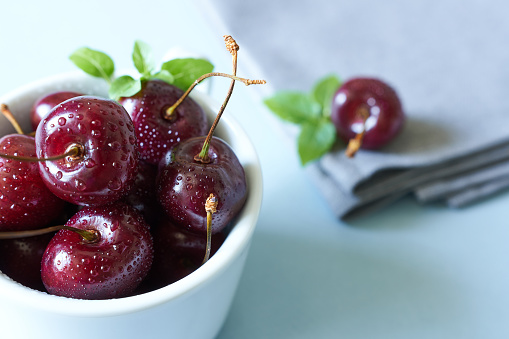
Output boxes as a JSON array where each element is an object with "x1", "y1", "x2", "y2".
[{"x1": 1, "y1": 1, "x2": 508, "y2": 338}]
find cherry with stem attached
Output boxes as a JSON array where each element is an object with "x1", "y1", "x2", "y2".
[
  {"x1": 0, "y1": 203, "x2": 154, "y2": 300},
  {"x1": 0, "y1": 220, "x2": 98, "y2": 290},
  {"x1": 331, "y1": 77, "x2": 405, "y2": 157},
  {"x1": 1, "y1": 98, "x2": 139, "y2": 207},
  {"x1": 158, "y1": 35, "x2": 264, "y2": 264},
  {"x1": 119, "y1": 73, "x2": 263, "y2": 166},
  {"x1": 40, "y1": 203, "x2": 153, "y2": 300},
  {"x1": 0, "y1": 97, "x2": 140, "y2": 207},
  {"x1": 119, "y1": 79, "x2": 209, "y2": 165},
  {"x1": 0, "y1": 105, "x2": 66, "y2": 231}
]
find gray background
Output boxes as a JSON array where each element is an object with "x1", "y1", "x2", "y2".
[{"x1": 201, "y1": 0, "x2": 509, "y2": 218}]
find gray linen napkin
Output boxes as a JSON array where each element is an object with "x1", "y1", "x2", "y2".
[{"x1": 199, "y1": 0, "x2": 509, "y2": 218}]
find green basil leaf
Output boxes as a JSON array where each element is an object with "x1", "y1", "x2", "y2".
[
  {"x1": 132, "y1": 40, "x2": 155, "y2": 76},
  {"x1": 160, "y1": 58, "x2": 213, "y2": 90},
  {"x1": 264, "y1": 92, "x2": 321, "y2": 124},
  {"x1": 298, "y1": 119, "x2": 336, "y2": 165},
  {"x1": 311, "y1": 74, "x2": 341, "y2": 117},
  {"x1": 69, "y1": 47, "x2": 115, "y2": 82},
  {"x1": 109, "y1": 75, "x2": 142, "y2": 100},
  {"x1": 151, "y1": 70, "x2": 175, "y2": 84}
]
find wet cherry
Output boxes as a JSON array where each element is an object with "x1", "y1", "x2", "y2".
[
  {"x1": 123, "y1": 160, "x2": 159, "y2": 225},
  {"x1": 35, "y1": 96, "x2": 139, "y2": 206},
  {"x1": 30, "y1": 91, "x2": 83, "y2": 131},
  {"x1": 331, "y1": 77, "x2": 405, "y2": 157},
  {"x1": 0, "y1": 35, "x2": 260, "y2": 300},
  {"x1": 119, "y1": 80, "x2": 208, "y2": 165},
  {"x1": 138, "y1": 219, "x2": 226, "y2": 292},
  {"x1": 41, "y1": 203, "x2": 153, "y2": 300},
  {"x1": 0, "y1": 233, "x2": 53, "y2": 291},
  {"x1": 157, "y1": 36, "x2": 262, "y2": 262},
  {"x1": 157, "y1": 136, "x2": 247, "y2": 235},
  {"x1": 0, "y1": 134, "x2": 66, "y2": 231}
]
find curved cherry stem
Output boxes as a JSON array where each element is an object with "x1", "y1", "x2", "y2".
[
  {"x1": 195, "y1": 35, "x2": 240, "y2": 163},
  {"x1": 0, "y1": 225, "x2": 100, "y2": 243},
  {"x1": 202, "y1": 193, "x2": 218, "y2": 265},
  {"x1": 0, "y1": 143, "x2": 85, "y2": 163},
  {"x1": 345, "y1": 131, "x2": 366, "y2": 158},
  {"x1": 1, "y1": 104, "x2": 25, "y2": 135},
  {"x1": 345, "y1": 106, "x2": 370, "y2": 158},
  {"x1": 164, "y1": 72, "x2": 265, "y2": 121}
]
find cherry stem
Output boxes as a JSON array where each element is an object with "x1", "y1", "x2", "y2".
[
  {"x1": 345, "y1": 131, "x2": 365, "y2": 158},
  {"x1": 164, "y1": 72, "x2": 265, "y2": 121},
  {"x1": 224, "y1": 34, "x2": 239, "y2": 94},
  {"x1": 0, "y1": 225, "x2": 100, "y2": 243},
  {"x1": 194, "y1": 35, "x2": 240, "y2": 163},
  {"x1": 202, "y1": 193, "x2": 218, "y2": 265},
  {"x1": 345, "y1": 106, "x2": 370, "y2": 158},
  {"x1": 0, "y1": 143, "x2": 85, "y2": 163},
  {"x1": 0, "y1": 104, "x2": 24, "y2": 135}
]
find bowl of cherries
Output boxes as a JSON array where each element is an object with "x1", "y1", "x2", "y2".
[{"x1": 0, "y1": 37, "x2": 263, "y2": 339}]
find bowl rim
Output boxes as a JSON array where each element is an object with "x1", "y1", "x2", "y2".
[{"x1": 0, "y1": 71, "x2": 263, "y2": 317}]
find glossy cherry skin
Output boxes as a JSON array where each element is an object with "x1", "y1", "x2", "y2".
[
  {"x1": 0, "y1": 134, "x2": 66, "y2": 231},
  {"x1": 35, "y1": 96, "x2": 139, "y2": 206},
  {"x1": 0, "y1": 233, "x2": 53, "y2": 291},
  {"x1": 157, "y1": 136, "x2": 247, "y2": 235},
  {"x1": 123, "y1": 160, "x2": 159, "y2": 225},
  {"x1": 331, "y1": 77, "x2": 404, "y2": 149},
  {"x1": 138, "y1": 218, "x2": 226, "y2": 292},
  {"x1": 119, "y1": 80, "x2": 208, "y2": 165},
  {"x1": 41, "y1": 203, "x2": 153, "y2": 300},
  {"x1": 30, "y1": 91, "x2": 83, "y2": 131}
]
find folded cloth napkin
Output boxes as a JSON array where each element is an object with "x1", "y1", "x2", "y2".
[{"x1": 199, "y1": 0, "x2": 509, "y2": 218}]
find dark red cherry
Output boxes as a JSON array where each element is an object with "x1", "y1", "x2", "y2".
[
  {"x1": 138, "y1": 219, "x2": 226, "y2": 292},
  {"x1": 0, "y1": 233, "x2": 53, "y2": 291},
  {"x1": 50, "y1": 202, "x2": 81, "y2": 225},
  {"x1": 35, "y1": 96, "x2": 139, "y2": 206},
  {"x1": 119, "y1": 80, "x2": 208, "y2": 165},
  {"x1": 0, "y1": 134, "x2": 66, "y2": 231},
  {"x1": 41, "y1": 203, "x2": 153, "y2": 300},
  {"x1": 331, "y1": 77, "x2": 404, "y2": 153},
  {"x1": 123, "y1": 160, "x2": 159, "y2": 225},
  {"x1": 157, "y1": 136, "x2": 247, "y2": 235},
  {"x1": 30, "y1": 91, "x2": 83, "y2": 131}
]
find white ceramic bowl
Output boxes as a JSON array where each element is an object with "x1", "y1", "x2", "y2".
[{"x1": 0, "y1": 72, "x2": 262, "y2": 339}]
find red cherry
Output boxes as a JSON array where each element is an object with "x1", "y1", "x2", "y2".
[
  {"x1": 123, "y1": 160, "x2": 159, "y2": 225},
  {"x1": 157, "y1": 136, "x2": 247, "y2": 235},
  {"x1": 30, "y1": 91, "x2": 83, "y2": 131},
  {"x1": 0, "y1": 233, "x2": 53, "y2": 291},
  {"x1": 35, "y1": 96, "x2": 139, "y2": 206},
  {"x1": 0, "y1": 134, "x2": 66, "y2": 231},
  {"x1": 331, "y1": 77, "x2": 404, "y2": 156},
  {"x1": 156, "y1": 37, "x2": 258, "y2": 262},
  {"x1": 138, "y1": 219, "x2": 226, "y2": 292},
  {"x1": 119, "y1": 80, "x2": 208, "y2": 165},
  {"x1": 41, "y1": 203, "x2": 153, "y2": 300}
]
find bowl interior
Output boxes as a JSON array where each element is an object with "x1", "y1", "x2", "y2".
[{"x1": 0, "y1": 71, "x2": 262, "y2": 317}]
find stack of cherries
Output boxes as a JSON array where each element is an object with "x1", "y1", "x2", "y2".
[{"x1": 0, "y1": 36, "x2": 264, "y2": 299}]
